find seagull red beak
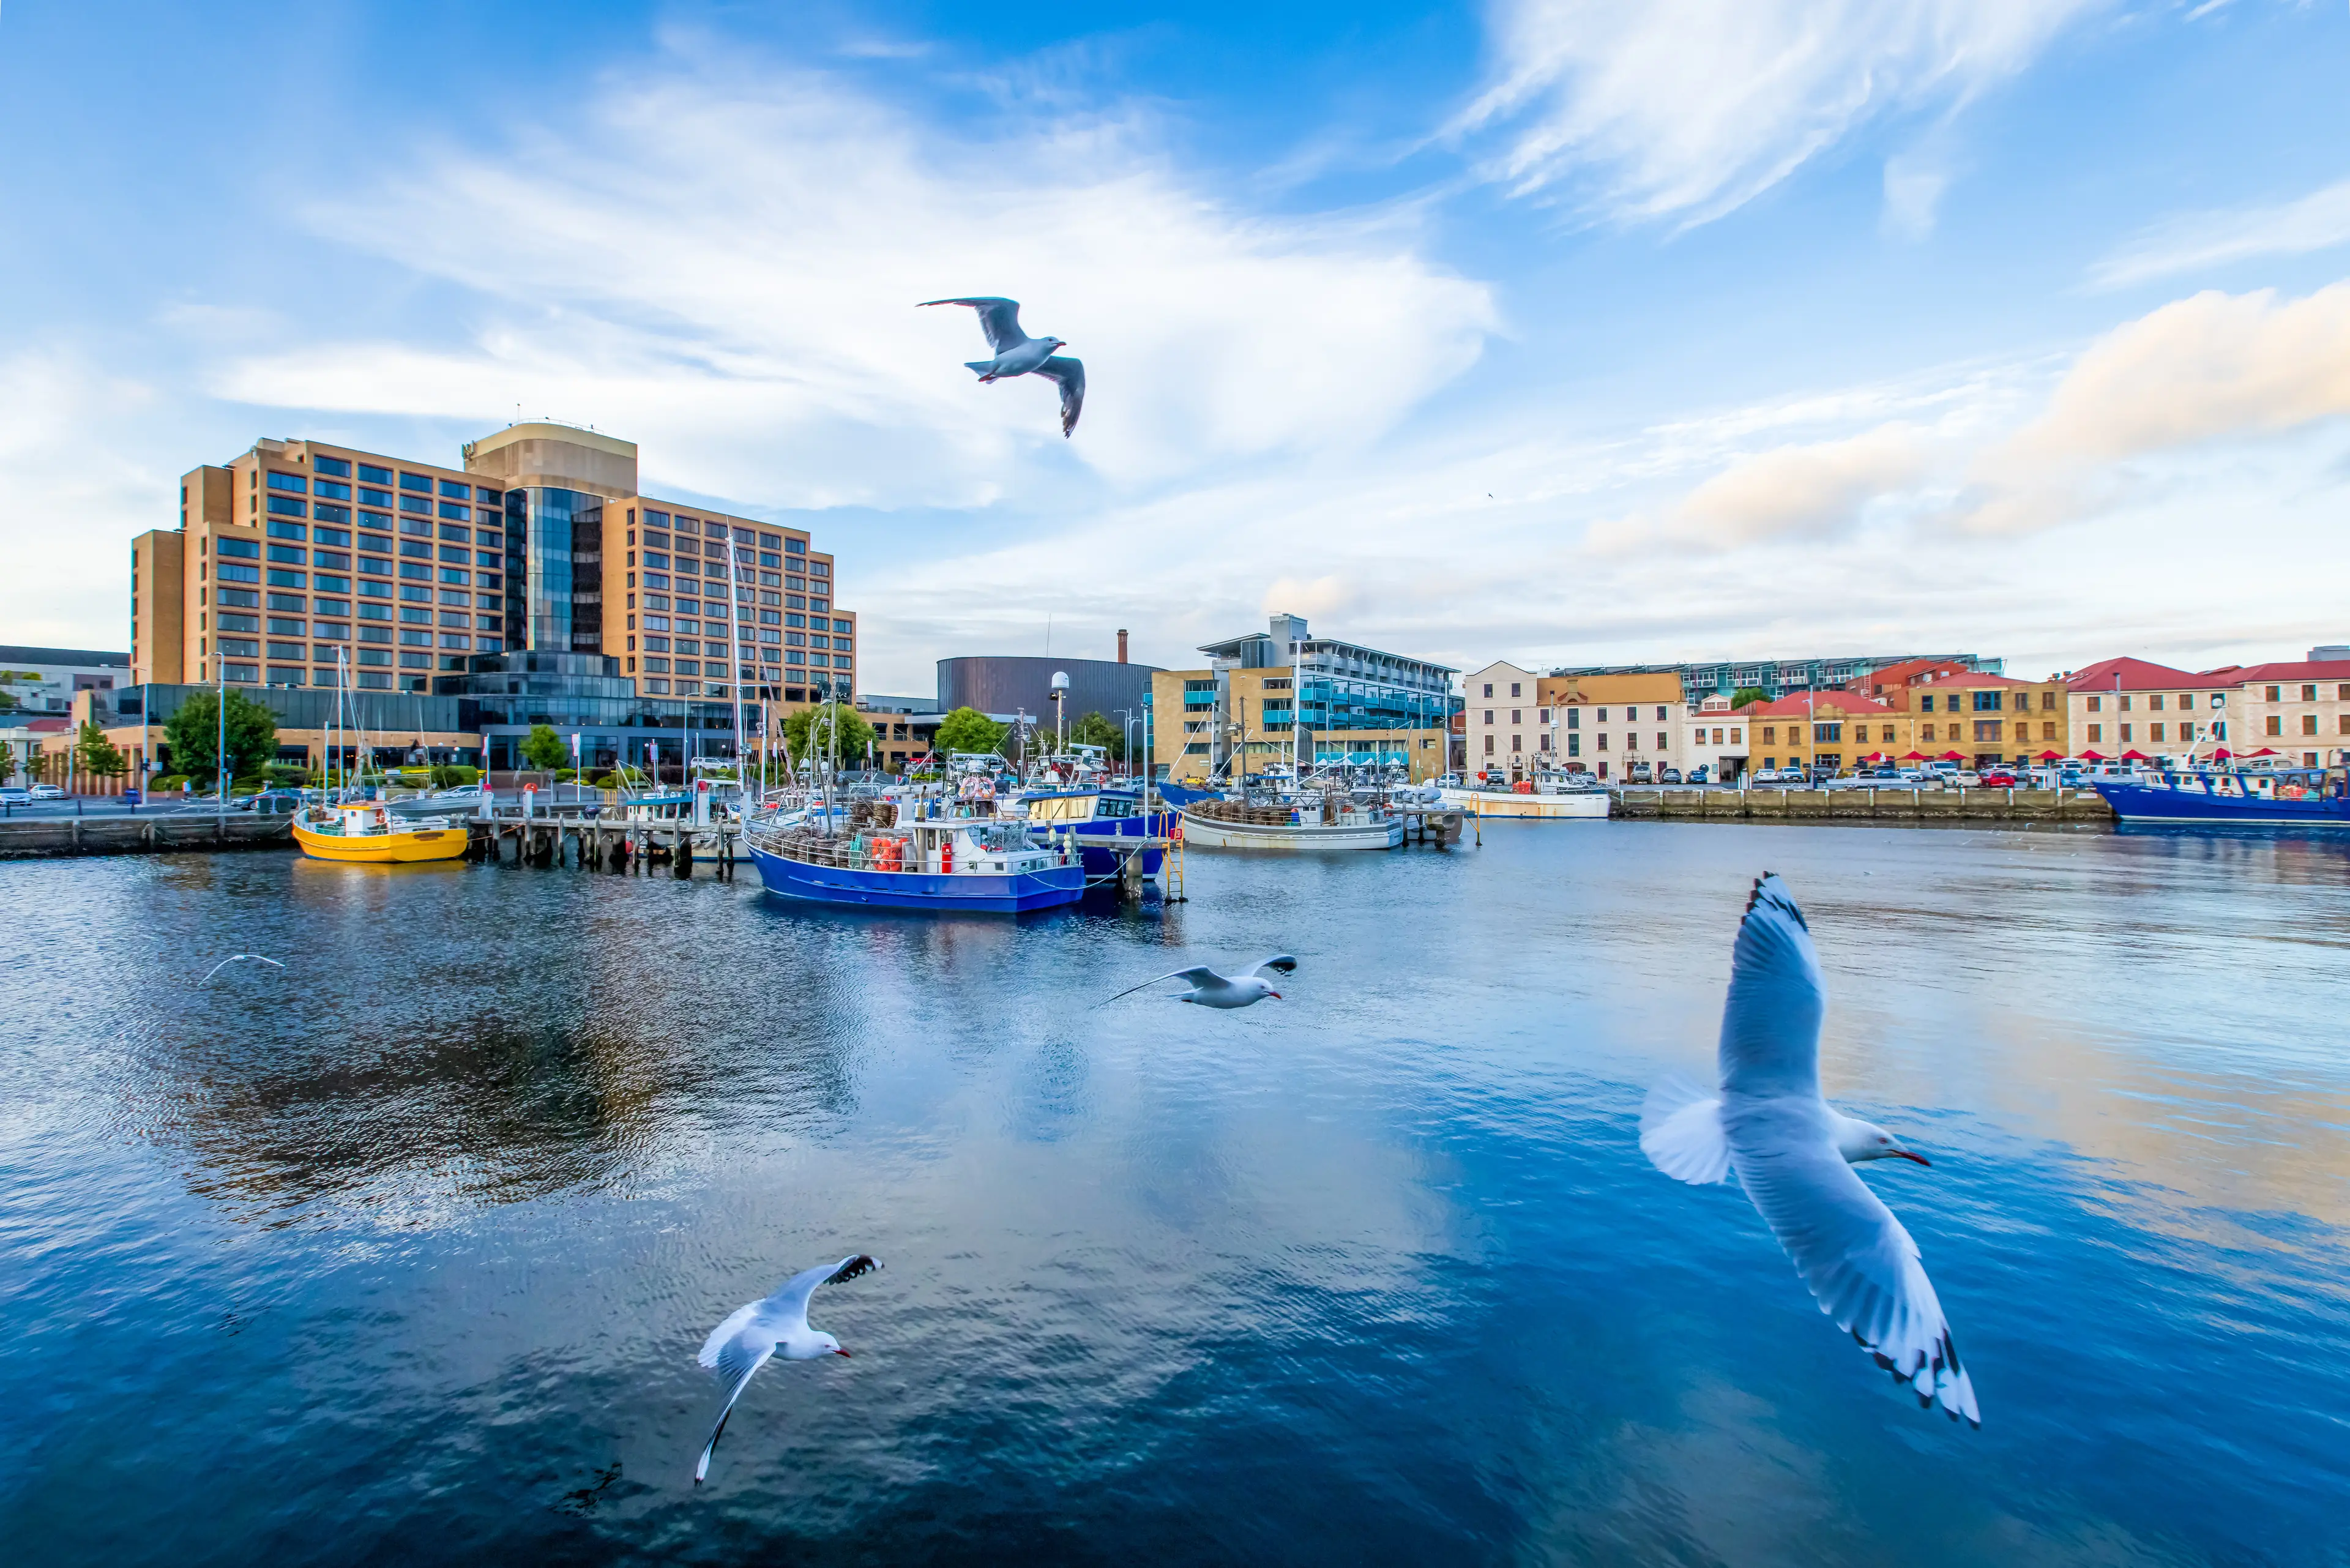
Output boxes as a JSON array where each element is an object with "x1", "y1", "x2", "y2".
[
  {"x1": 833, "y1": 1347, "x2": 852, "y2": 1356},
  {"x1": 1267, "y1": 991, "x2": 1282, "y2": 999},
  {"x1": 1895, "y1": 1150, "x2": 1931, "y2": 1166}
]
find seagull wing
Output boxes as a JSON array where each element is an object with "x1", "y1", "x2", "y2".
[
  {"x1": 693, "y1": 1338, "x2": 776, "y2": 1485},
  {"x1": 919, "y1": 297, "x2": 1028, "y2": 354},
  {"x1": 1035, "y1": 356, "x2": 1084, "y2": 436},
  {"x1": 767, "y1": 1253, "x2": 879, "y2": 1337},
  {"x1": 1732, "y1": 1138, "x2": 1979, "y2": 1425},
  {"x1": 1718, "y1": 874, "x2": 1824, "y2": 1102},
  {"x1": 1099, "y1": 965, "x2": 1223, "y2": 1006},
  {"x1": 1251, "y1": 955, "x2": 1298, "y2": 979}
]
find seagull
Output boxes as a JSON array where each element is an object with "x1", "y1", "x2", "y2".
[
  {"x1": 1100, "y1": 955, "x2": 1296, "y2": 1010},
  {"x1": 918, "y1": 297, "x2": 1085, "y2": 436},
  {"x1": 200, "y1": 954, "x2": 285, "y2": 985},
  {"x1": 1639, "y1": 875, "x2": 1979, "y2": 1426},
  {"x1": 694, "y1": 1253, "x2": 878, "y2": 1485}
]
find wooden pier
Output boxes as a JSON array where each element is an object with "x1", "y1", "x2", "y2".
[{"x1": 463, "y1": 810, "x2": 742, "y2": 877}]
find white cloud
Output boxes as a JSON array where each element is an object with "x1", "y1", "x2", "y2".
[
  {"x1": 2088, "y1": 176, "x2": 2350, "y2": 290},
  {"x1": 215, "y1": 52, "x2": 1498, "y2": 507},
  {"x1": 0, "y1": 351, "x2": 166, "y2": 650},
  {"x1": 1455, "y1": 0, "x2": 2100, "y2": 223},
  {"x1": 1880, "y1": 154, "x2": 1947, "y2": 241},
  {"x1": 1961, "y1": 280, "x2": 2350, "y2": 532}
]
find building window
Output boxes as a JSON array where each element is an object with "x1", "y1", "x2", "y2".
[
  {"x1": 1597, "y1": 734, "x2": 1609, "y2": 750},
  {"x1": 2043, "y1": 691, "x2": 2057, "y2": 709},
  {"x1": 2266, "y1": 716, "x2": 2284, "y2": 736},
  {"x1": 1482, "y1": 709, "x2": 1493, "y2": 725},
  {"x1": 1482, "y1": 735, "x2": 1494, "y2": 754},
  {"x1": 2120, "y1": 723, "x2": 2133, "y2": 742},
  {"x1": 2149, "y1": 694, "x2": 2165, "y2": 711},
  {"x1": 1510, "y1": 734, "x2": 1522, "y2": 752},
  {"x1": 2303, "y1": 715, "x2": 2320, "y2": 736},
  {"x1": 1510, "y1": 709, "x2": 1520, "y2": 725},
  {"x1": 1813, "y1": 723, "x2": 1841, "y2": 743},
  {"x1": 1537, "y1": 735, "x2": 1551, "y2": 752},
  {"x1": 1567, "y1": 709, "x2": 1578, "y2": 729},
  {"x1": 2303, "y1": 684, "x2": 2320, "y2": 702},
  {"x1": 2150, "y1": 723, "x2": 2165, "y2": 742},
  {"x1": 1762, "y1": 726, "x2": 1776, "y2": 743},
  {"x1": 2088, "y1": 724, "x2": 2102, "y2": 742},
  {"x1": 1509, "y1": 682, "x2": 1521, "y2": 697}
]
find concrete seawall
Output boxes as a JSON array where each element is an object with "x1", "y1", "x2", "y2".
[
  {"x1": 0, "y1": 813, "x2": 295, "y2": 858},
  {"x1": 1609, "y1": 786, "x2": 2115, "y2": 824}
]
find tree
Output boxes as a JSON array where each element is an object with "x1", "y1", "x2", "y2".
[
  {"x1": 520, "y1": 723, "x2": 570, "y2": 771},
  {"x1": 783, "y1": 702, "x2": 874, "y2": 767},
  {"x1": 1069, "y1": 709, "x2": 1124, "y2": 761},
  {"x1": 1731, "y1": 687, "x2": 1769, "y2": 709},
  {"x1": 75, "y1": 721, "x2": 128, "y2": 777},
  {"x1": 165, "y1": 689, "x2": 278, "y2": 785},
  {"x1": 931, "y1": 704, "x2": 1005, "y2": 758}
]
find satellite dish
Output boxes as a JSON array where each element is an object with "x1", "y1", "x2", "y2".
[{"x1": 1050, "y1": 671, "x2": 1070, "y2": 693}]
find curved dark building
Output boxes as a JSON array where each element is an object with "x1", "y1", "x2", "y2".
[{"x1": 938, "y1": 653, "x2": 1159, "y2": 725}]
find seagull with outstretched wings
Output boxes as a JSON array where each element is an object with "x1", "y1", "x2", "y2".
[
  {"x1": 919, "y1": 296, "x2": 1085, "y2": 436},
  {"x1": 694, "y1": 1253, "x2": 878, "y2": 1484},
  {"x1": 1639, "y1": 875, "x2": 1979, "y2": 1426},
  {"x1": 1099, "y1": 955, "x2": 1296, "y2": 1010}
]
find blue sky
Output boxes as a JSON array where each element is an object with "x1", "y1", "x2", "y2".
[{"x1": 6, "y1": 0, "x2": 2350, "y2": 690}]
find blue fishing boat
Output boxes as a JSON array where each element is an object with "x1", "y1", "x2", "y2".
[
  {"x1": 1017, "y1": 786, "x2": 1176, "y2": 880},
  {"x1": 2096, "y1": 764, "x2": 2350, "y2": 826},
  {"x1": 745, "y1": 815, "x2": 1084, "y2": 913}
]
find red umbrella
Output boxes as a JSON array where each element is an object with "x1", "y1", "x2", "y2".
[
  {"x1": 2247, "y1": 747, "x2": 2280, "y2": 757},
  {"x1": 1941, "y1": 750, "x2": 1965, "y2": 760},
  {"x1": 2035, "y1": 749, "x2": 2064, "y2": 761},
  {"x1": 2078, "y1": 749, "x2": 2107, "y2": 761},
  {"x1": 2121, "y1": 749, "x2": 2149, "y2": 761},
  {"x1": 2210, "y1": 747, "x2": 2232, "y2": 760},
  {"x1": 1898, "y1": 750, "x2": 1927, "y2": 761}
]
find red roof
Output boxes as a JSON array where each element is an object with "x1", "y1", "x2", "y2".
[
  {"x1": 2204, "y1": 660, "x2": 2350, "y2": 687},
  {"x1": 1845, "y1": 657, "x2": 1976, "y2": 694},
  {"x1": 2065, "y1": 655, "x2": 2206, "y2": 693}
]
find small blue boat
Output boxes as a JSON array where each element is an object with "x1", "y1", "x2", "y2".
[
  {"x1": 1018, "y1": 786, "x2": 1175, "y2": 880},
  {"x1": 2097, "y1": 764, "x2": 2350, "y2": 826},
  {"x1": 746, "y1": 816, "x2": 1084, "y2": 913}
]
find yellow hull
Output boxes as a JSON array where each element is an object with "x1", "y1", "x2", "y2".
[{"x1": 293, "y1": 820, "x2": 471, "y2": 863}]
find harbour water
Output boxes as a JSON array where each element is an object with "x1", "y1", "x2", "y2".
[{"x1": 4, "y1": 824, "x2": 2348, "y2": 1564}]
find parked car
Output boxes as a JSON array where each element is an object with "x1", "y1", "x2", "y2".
[
  {"x1": 1951, "y1": 770, "x2": 1983, "y2": 786},
  {"x1": 1749, "y1": 767, "x2": 1797, "y2": 786},
  {"x1": 1658, "y1": 767, "x2": 1683, "y2": 785},
  {"x1": 1979, "y1": 767, "x2": 2018, "y2": 786},
  {"x1": 1627, "y1": 762, "x2": 1654, "y2": 784},
  {"x1": 0, "y1": 787, "x2": 29, "y2": 806},
  {"x1": 1685, "y1": 764, "x2": 1710, "y2": 784},
  {"x1": 29, "y1": 784, "x2": 67, "y2": 801}
]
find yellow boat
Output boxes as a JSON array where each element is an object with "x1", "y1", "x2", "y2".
[{"x1": 292, "y1": 801, "x2": 471, "y2": 863}]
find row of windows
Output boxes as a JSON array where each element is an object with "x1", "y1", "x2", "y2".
[
  {"x1": 272, "y1": 469, "x2": 497, "y2": 504},
  {"x1": 2259, "y1": 684, "x2": 2350, "y2": 703},
  {"x1": 2085, "y1": 692, "x2": 2227, "y2": 711},
  {"x1": 636, "y1": 513, "x2": 809, "y2": 557},
  {"x1": 1478, "y1": 704, "x2": 1669, "y2": 726}
]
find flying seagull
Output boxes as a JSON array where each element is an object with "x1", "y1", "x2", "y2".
[
  {"x1": 1101, "y1": 955, "x2": 1296, "y2": 1010},
  {"x1": 695, "y1": 1253, "x2": 878, "y2": 1484},
  {"x1": 1639, "y1": 875, "x2": 1979, "y2": 1426},
  {"x1": 200, "y1": 954, "x2": 285, "y2": 985},
  {"x1": 919, "y1": 297, "x2": 1085, "y2": 436}
]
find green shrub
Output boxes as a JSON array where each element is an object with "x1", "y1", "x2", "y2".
[
  {"x1": 152, "y1": 774, "x2": 190, "y2": 791},
  {"x1": 428, "y1": 764, "x2": 480, "y2": 787}
]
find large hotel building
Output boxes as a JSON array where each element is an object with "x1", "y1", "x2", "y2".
[{"x1": 126, "y1": 422, "x2": 855, "y2": 771}]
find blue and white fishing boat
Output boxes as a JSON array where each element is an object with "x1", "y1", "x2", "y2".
[
  {"x1": 1016, "y1": 785, "x2": 1176, "y2": 881},
  {"x1": 2097, "y1": 763, "x2": 2350, "y2": 826},
  {"x1": 744, "y1": 813, "x2": 1084, "y2": 913}
]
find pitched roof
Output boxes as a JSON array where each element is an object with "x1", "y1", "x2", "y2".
[
  {"x1": 2204, "y1": 660, "x2": 2350, "y2": 686},
  {"x1": 2065, "y1": 655, "x2": 2207, "y2": 692}
]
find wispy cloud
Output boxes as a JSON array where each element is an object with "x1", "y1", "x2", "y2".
[
  {"x1": 1452, "y1": 0, "x2": 2102, "y2": 225},
  {"x1": 2088, "y1": 176, "x2": 2350, "y2": 289},
  {"x1": 215, "y1": 47, "x2": 1498, "y2": 509}
]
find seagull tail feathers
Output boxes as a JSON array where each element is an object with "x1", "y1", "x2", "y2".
[
  {"x1": 965, "y1": 361, "x2": 996, "y2": 378},
  {"x1": 1638, "y1": 1072, "x2": 1733, "y2": 1185}
]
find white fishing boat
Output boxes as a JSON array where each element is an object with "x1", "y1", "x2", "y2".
[
  {"x1": 1179, "y1": 795, "x2": 1403, "y2": 850},
  {"x1": 1438, "y1": 772, "x2": 1610, "y2": 820}
]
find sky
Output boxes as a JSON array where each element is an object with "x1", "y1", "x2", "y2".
[{"x1": 4, "y1": 0, "x2": 2349, "y2": 693}]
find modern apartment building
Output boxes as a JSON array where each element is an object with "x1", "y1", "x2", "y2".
[
  {"x1": 127, "y1": 423, "x2": 857, "y2": 771},
  {"x1": 1151, "y1": 614, "x2": 1455, "y2": 782}
]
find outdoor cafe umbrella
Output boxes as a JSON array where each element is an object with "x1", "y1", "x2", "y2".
[
  {"x1": 1941, "y1": 750, "x2": 1966, "y2": 760},
  {"x1": 1899, "y1": 750, "x2": 1928, "y2": 761},
  {"x1": 2036, "y1": 750, "x2": 2065, "y2": 761},
  {"x1": 2121, "y1": 749, "x2": 2150, "y2": 761},
  {"x1": 2078, "y1": 750, "x2": 2107, "y2": 761}
]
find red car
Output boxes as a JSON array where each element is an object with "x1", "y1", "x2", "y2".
[{"x1": 1979, "y1": 767, "x2": 2019, "y2": 786}]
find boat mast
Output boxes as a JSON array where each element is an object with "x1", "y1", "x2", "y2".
[{"x1": 724, "y1": 535, "x2": 747, "y2": 780}]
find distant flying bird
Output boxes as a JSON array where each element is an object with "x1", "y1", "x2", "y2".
[
  {"x1": 919, "y1": 297, "x2": 1085, "y2": 436},
  {"x1": 1640, "y1": 875, "x2": 1979, "y2": 1426},
  {"x1": 1101, "y1": 955, "x2": 1296, "y2": 1010},
  {"x1": 200, "y1": 954, "x2": 285, "y2": 985},
  {"x1": 695, "y1": 1254, "x2": 878, "y2": 1485}
]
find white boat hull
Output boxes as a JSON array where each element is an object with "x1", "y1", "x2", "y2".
[
  {"x1": 1437, "y1": 788, "x2": 1610, "y2": 820},
  {"x1": 1179, "y1": 808, "x2": 1403, "y2": 851}
]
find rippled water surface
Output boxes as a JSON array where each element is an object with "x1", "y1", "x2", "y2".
[{"x1": 4, "y1": 824, "x2": 2349, "y2": 1565}]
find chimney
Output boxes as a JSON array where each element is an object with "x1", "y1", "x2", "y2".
[{"x1": 1117, "y1": 629, "x2": 1128, "y2": 664}]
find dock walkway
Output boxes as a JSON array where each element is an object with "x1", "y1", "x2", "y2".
[{"x1": 1608, "y1": 785, "x2": 2115, "y2": 824}]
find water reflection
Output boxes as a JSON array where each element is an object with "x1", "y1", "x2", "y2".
[{"x1": 3, "y1": 827, "x2": 2349, "y2": 1564}]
